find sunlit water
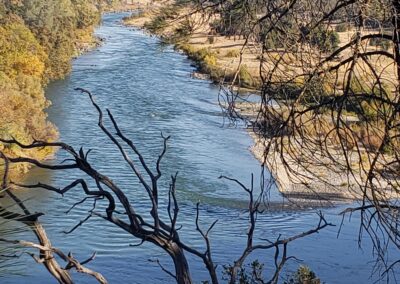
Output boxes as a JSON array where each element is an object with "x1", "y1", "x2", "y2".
[{"x1": 1, "y1": 13, "x2": 399, "y2": 284}]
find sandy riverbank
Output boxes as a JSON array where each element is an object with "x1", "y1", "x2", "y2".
[
  {"x1": 122, "y1": 2, "x2": 399, "y2": 205},
  {"x1": 241, "y1": 107, "x2": 399, "y2": 205},
  {"x1": 123, "y1": 1, "x2": 396, "y2": 90}
]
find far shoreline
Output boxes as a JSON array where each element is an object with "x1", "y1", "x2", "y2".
[
  {"x1": 119, "y1": 9, "x2": 351, "y2": 206},
  {"x1": 119, "y1": 6, "x2": 399, "y2": 206}
]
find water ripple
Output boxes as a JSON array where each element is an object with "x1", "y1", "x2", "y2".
[{"x1": 3, "y1": 12, "x2": 397, "y2": 284}]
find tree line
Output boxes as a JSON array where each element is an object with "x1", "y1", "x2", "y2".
[
  {"x1": 0, "y1": 0, "x2": 399, "y2": 283},
  {"x1": 142, "y1": 0, "x2": 400, "y2": 281},
  {"x1": 0, "y1": 0, "x2": 121, "y2": 175}
]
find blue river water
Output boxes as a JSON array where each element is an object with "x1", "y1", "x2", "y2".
[{"x1": 1, "y1": 13, "x2": 399, "y2": 284}]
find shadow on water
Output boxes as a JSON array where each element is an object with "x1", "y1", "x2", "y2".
[{"x1": 1, "y1": 13, "x2": 399, "y2": 284}]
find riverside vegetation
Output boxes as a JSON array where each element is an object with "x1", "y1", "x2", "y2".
[
  {"x1": 124, "y1": 1, "x2": 341, "y2": 90},
  {"x1": 0, "y1": 2, "x2": 399, "y2": 283},
  {"x1": 0, "y1": 0, "x2": 124, "y2": 175},
  {"x1": 125, "y1": 0, "x2": 400, "y2": 202},
  {"x1": 125, "y1": 2, "x2": 400, "y2": 278}
]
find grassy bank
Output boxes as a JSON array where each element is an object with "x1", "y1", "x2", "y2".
[
  {"x1": 123, "y1": 1, "x2": 399, "y2": 203},
  {"x1": 123, "y1": 1, "x2": 262, "y2": 89}
]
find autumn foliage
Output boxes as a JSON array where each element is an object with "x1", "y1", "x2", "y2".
[{"x1": 0, "y1": 0, "x2": 119, "y2": 174}]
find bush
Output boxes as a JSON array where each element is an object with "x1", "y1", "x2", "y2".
[
  {"x1": 349, "y1": 77, "x2": 367, "y2": 94},
  {"x1": 263, "y1": 30, "x2": 286, "y2": 49},
  {"x1": 369, "y1": 37, "x2": 391, "y2": 50},
  {"x1": 359, "y1": 129, "x2": 384, "y2": 151},
  {"x1": 335, "y1": 23, "x2": 349, "y2": 32},
  {"x1": 203, "y1": 53, "x2": 217, "y2": 66},
  {"x1": 350, "y1": 81, "x2": 391, "y2": 121},
  {"x1": 225, "y1": 49, "x2": 240, "y2": 58},
  {"x1": 238, "y1": 65, "x2": 254, "y2": 88},
  {"x1": 285, "y1": 266, "x2": 321, "y2": 284},
  {"x1": 144, "y1": 16, "x2": 167, "y2": 33},
  {"x1": 177, "y1": 44, "x2": 220, "y2": 74},
  {"x1": 302, "y1": 26, "x2": 340, "y2": 53},
  {"x1": 222, "y1": 260, "x2": 264, "y2": 284},
  {"x1": 173, "y1": 20, "x2": 193, "y2": 42},
  {"x1": 144, "y1": 6, "x2": 178, "y2": 33},
  {"x1": 303, "y1": 77, "x2": 330, "y2": 102}
]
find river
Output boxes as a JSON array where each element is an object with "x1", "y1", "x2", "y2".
[{"x1": 1, "y1": 13, "x2": 399, "y2": 284}]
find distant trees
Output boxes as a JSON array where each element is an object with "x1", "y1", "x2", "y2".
[
  {"x1": 0, "y1": 0, "x2": 119, "y2": 175},
  {"x1": 0, "y1": 18, "x2": 57, "y2": 174},
  {"x1": 300, "y1": 26, "x2": 340, "y2": 53},
  {"x1": 213, "y1": 0, "x2": 257, "y2": 38},
  {"x1": 0, "y1": 22, "x2": 46, "y2": 78},
  {"x1": 193, "y1": 0, "x2": 400, "y2": 278},
  {"x1": 1, "y1": 0, "x2": 399, "y2": 282},
  {"x1": 12, "y1": 0, "x2": 101, "y2": 79},
  {"x1": 1, "y1": 1, "x2": 122, "y2": 79}
]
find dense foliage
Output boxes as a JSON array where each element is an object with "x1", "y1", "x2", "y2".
[{"x1": 0, "y1": 0, "x2": 119, "y2": 174}]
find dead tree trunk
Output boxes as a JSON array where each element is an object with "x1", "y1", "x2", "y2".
[
  {"x1": 0, "y1": 89, "x2": 333, "y2": 284},
  {"x1": 0, "y1": 152, "x2": 106, "y2": 284},
  {"x1": 168, "y1": 244, "x2": 192, "y2": 284},
  {"x1": 30, "y1": 222, "x2": 74, "y2": 284}
]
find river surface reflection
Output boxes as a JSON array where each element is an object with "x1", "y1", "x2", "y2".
[{"x1": 1, "y1": 13, "x2": 398, "y2": 284}]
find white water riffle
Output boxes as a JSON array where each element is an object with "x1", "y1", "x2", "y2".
[{"x1": 3, "y1": 13, "x2": 398, "y2": 284}]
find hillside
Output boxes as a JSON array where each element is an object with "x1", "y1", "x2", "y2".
[{"x1": 0, "y1": 0, "x2": 122, "y2": 175}]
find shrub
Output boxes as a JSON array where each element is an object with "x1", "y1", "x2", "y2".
[
  {"x1": 176, "y1": 44, "x2": 220, "y2": 77},
  {"x1": 360, "y1": 100, "x2": 378, "y2": 121},
  {"x1": 144, "y1": 16, "x2": 167, "y2": 33},
  {"x1": 225, "y1": 49, "x2": 240, "y2": 58},
  {"x1": 203, "y1": 54, "x2": 217, "y2": 66},
  {"x1": 361, "y1": 133, "x2": 384, "y2": 151},
  {"x1": 194, "y1": 48, "x2": 218, "y2": 66},
  {"x1": 173, "y1": 20, "x2": 193, "y2": 42},
  {"x1": 350, "y1": 82, "x2": 392, "y2": 121},
  {"x1": 238, "y1": 65, "x2": 253, "y2": 88},
  {"x1": 301, "y1": 26, "x2": 340, "y2": 53},
  {"x1": 369, "y1": 37, "x2": 391, "y2": 50},
  {"x1": 222, "y1": 260, "x2": 265, "y2": 284},
  {"x1": 263, "y1": 30, "x2": 286, "y2": 49},
  {"x1": 144, "y1": 6, "x2": 178, "y2": 33},
  {"x1": 335, "y1": 23, "x2": 349, "y2": 32},
  {"x1": 198, "y1": 49, "x2": 219, "y2": 75},
  {"x1": 285, "y1": 265, "x2": 321, "y2": 284}
]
